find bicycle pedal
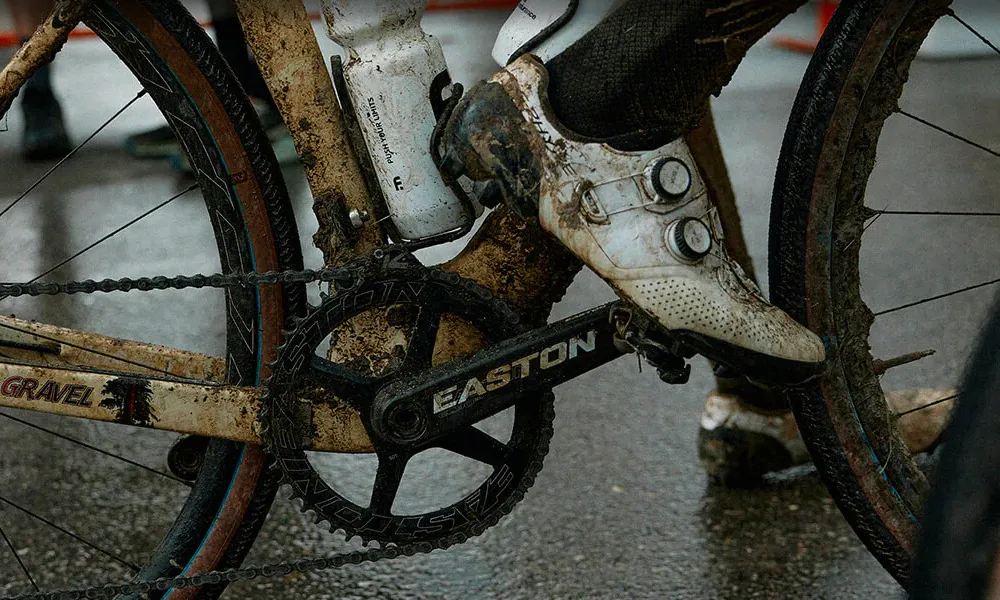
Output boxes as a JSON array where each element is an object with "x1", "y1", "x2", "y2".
[{"x1": 611, "y1": 305, "x2": 692, "y2": 385}]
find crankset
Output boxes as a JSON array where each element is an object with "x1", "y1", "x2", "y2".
[
  {"x1": 260, "y1": 248, "x2": 556, "y2": 547},
  {"x1": 261, "y1": 247, "x2": 818, "y2": 548}
]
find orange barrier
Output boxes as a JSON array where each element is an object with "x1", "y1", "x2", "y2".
[
  {"x1": 0, "y1": 0, "x2": 519, "y2": 49},
  {"x1": 773, "y1": 0, "x2": 838, "y2": 54}
]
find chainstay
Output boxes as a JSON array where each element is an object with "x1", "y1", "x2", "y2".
[{"x1": 0, "y1": 267, "x2": 354, "y2": 298}]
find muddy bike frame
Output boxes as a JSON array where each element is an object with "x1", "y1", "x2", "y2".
[{"x1": 0, "y1": 0, "x2": 752, "y2": 454}]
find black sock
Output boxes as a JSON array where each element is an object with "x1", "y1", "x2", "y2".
[{"x1": 544, "y1": 0, "x2": 807, "y2": 150}]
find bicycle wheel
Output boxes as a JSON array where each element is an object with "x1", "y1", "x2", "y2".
[
  {"x1": 910, "y1": 293, "x2": 1000, "y2": 600},
  {"x1": 769, "y1": 0, "x2": 1000, "y2": 585},
  {"x1": 0, "y1": 0, "x2": 302, "y2": 597}
]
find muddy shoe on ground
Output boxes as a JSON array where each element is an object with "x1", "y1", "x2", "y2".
[{"x1": 699, "y1": 388, "x2": 957, "y2": 486}]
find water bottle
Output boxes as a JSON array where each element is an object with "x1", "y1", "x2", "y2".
[{"x1": 324, "y1": 0, "x2": 470, "y2": 242}]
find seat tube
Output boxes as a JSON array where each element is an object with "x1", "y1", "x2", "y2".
[{"x1": 321, "y1": 0, "x2": 470, "y2": 242}]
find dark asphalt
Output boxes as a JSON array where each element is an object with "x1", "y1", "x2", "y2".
[{"x1": 1, "y1": 3, "x2": 998, "y2": 599}]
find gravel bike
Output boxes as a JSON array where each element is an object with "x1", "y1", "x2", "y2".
[{"x1": 0, "y1": 0, "x2": 996, "y2": 597}]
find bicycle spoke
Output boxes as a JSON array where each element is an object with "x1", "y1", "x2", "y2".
[
  {"x1": 873, "y1": 349, "x2": 935, "y2": 375},
  {"x1": 436, "y1": 426, "x2": 507, "y2": 467},
  {"x1": 871, "y1": 209, "x2": 1000, "y2": 217},
  {"x1": 947, "y1": 9, "x2": 1000, "y2": 58},
  {"x1": 0, "y1": 515, "x2": 38, "y2": 592},
  {"x1": 10, "y1": 183, "x2": 198, "y2": 292},
  {"x1": 0, "y1": 411, "x2": 188, "y2": 485},
  {"x1": 0, "y1": 496, "x2": 140, "y2": 572},
  {"x1": 896, "y1": 108, "x2": 1000, "y2": 161},
  {"x1": 370, "y1": 452, "x2": 408, "y2": 515},
  {"x1": 846, "y1": 210, "x2": 884, "y2": 250},
  {"x1": 874, "y1": 277, "x2": 1000, "y2": 317},
  {"x1": 0, "y1": 90, "x2": 147, "y2": 222},
  {"x1": 895, "y1": 393, "x2": 960, "y2": 418}
]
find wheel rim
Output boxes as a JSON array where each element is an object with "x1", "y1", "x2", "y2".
[{"x1": 773, "y1": 0, "x2": 999, "y2": 583}]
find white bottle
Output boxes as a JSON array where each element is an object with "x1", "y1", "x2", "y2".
[{"x1": 323, "y1": 0, "x2": 469, "y2": 242}]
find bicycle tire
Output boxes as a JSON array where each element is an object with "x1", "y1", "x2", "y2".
[
  {"x1": 910, "y1": 293, "x2": 1000, "y2": 600},
  {"x1": 768, "y1": 0, "x2": 953, "y2": 585},
  {"x1": 3, "y1": 1, "x2": 304, "y2": 597}
]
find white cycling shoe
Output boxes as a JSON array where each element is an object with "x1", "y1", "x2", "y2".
[{"x1": 444, "y1": 55, "x2": 825, "y2": 377}]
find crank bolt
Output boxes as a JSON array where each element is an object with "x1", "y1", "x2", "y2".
[
  {"x1": 665, "y1": 217, "x2": 712, "y2": 262},
  {"x1": 385, "y1": 402, "x2": 428, "y2": 443},
  {"x1": 349, "y1": 208, "x2": 371, "y2": 230},
  {"x1": 167, "y1": 435, "x2": 210, "y2": 482}
]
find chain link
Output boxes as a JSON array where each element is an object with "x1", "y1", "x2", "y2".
[
  {"x1": 0, "y1": 260, "x2": 552, "y2": 599},
  {"x1": 0, "y1": 267, "x2": 355, "y2": 298}
]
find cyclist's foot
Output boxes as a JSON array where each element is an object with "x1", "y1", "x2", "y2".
[
  {"x1": 698, "y1": 390, "x2": 806, "y2": 487},
  {"x1": 442, "y1": 56, "x2": 825, "y2": 380},
  {"x1": 699, "y1": 388, "x2": 956, "y2": 486},
  {"x1": 20, "y1": 66, "x2": 71, "y2": 162}
]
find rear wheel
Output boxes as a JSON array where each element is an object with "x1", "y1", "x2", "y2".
[
  {"x1": 0, "y1": 1, "x2": 302, "y2": 596},
  {"x1": 769, "y1": 0, "x2": 999, "y2": 584}
]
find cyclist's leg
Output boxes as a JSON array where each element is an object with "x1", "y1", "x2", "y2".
[
  {"x1": 445, "y1": 0, "x2": 951, "y2": 482},
  {"x1": 8, "y1": 0, "x2": 71, "y2": 161},
  {"x1": 543, "y1": 0, "x2": 806, "y2": 150},
  {"x1": 445, "y1": 0, "x2": 823, "y2": 379}
]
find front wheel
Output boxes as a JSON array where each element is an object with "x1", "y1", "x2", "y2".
[{"x1": 769, "y1": 0, "x2": 1000, "y2": 585}]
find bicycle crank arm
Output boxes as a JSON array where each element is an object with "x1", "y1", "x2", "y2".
[
  {"x1": 369, "y1": 303, "x2": 630, "y2": 448},
  {"x1": 0, "y1": 361, "x2": 373, "y2": 453}
]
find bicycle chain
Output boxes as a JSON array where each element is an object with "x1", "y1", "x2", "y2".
[
  {"x1": 0, "y1": 257, "x2": 554, "y2": 600},
  {"x1": 0, "y1": 267, "x2": 353, "y2": 298}
]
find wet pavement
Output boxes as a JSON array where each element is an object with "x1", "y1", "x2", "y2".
[{"x1": 0, "y1": 3, "x2": 998, "y2": 599}]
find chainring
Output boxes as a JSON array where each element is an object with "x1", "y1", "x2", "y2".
[{"x1": 261, "y1": 249, "x2": 554, "y2": 547}]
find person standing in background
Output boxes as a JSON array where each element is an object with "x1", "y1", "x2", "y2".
[
  {"x1": 7, "y1": 0, "x2": 291, "y2": 166},
  {"x1": 7, "y1": 0, "x2": 71, "y2": 161},
  {"x1": 126, "y1": 0, "x2": 295, "y2": 168}
]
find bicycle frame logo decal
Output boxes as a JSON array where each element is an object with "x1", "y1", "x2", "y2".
[
  {"x1": 99, "y1": 377, "x2": 158, "y2": 427},
  {"x1": 0, "y1": 376, "x2": 94, "y2": 406},
  {"x1": 433, "y1": 329, "x2": 597, "y2": 414}
]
